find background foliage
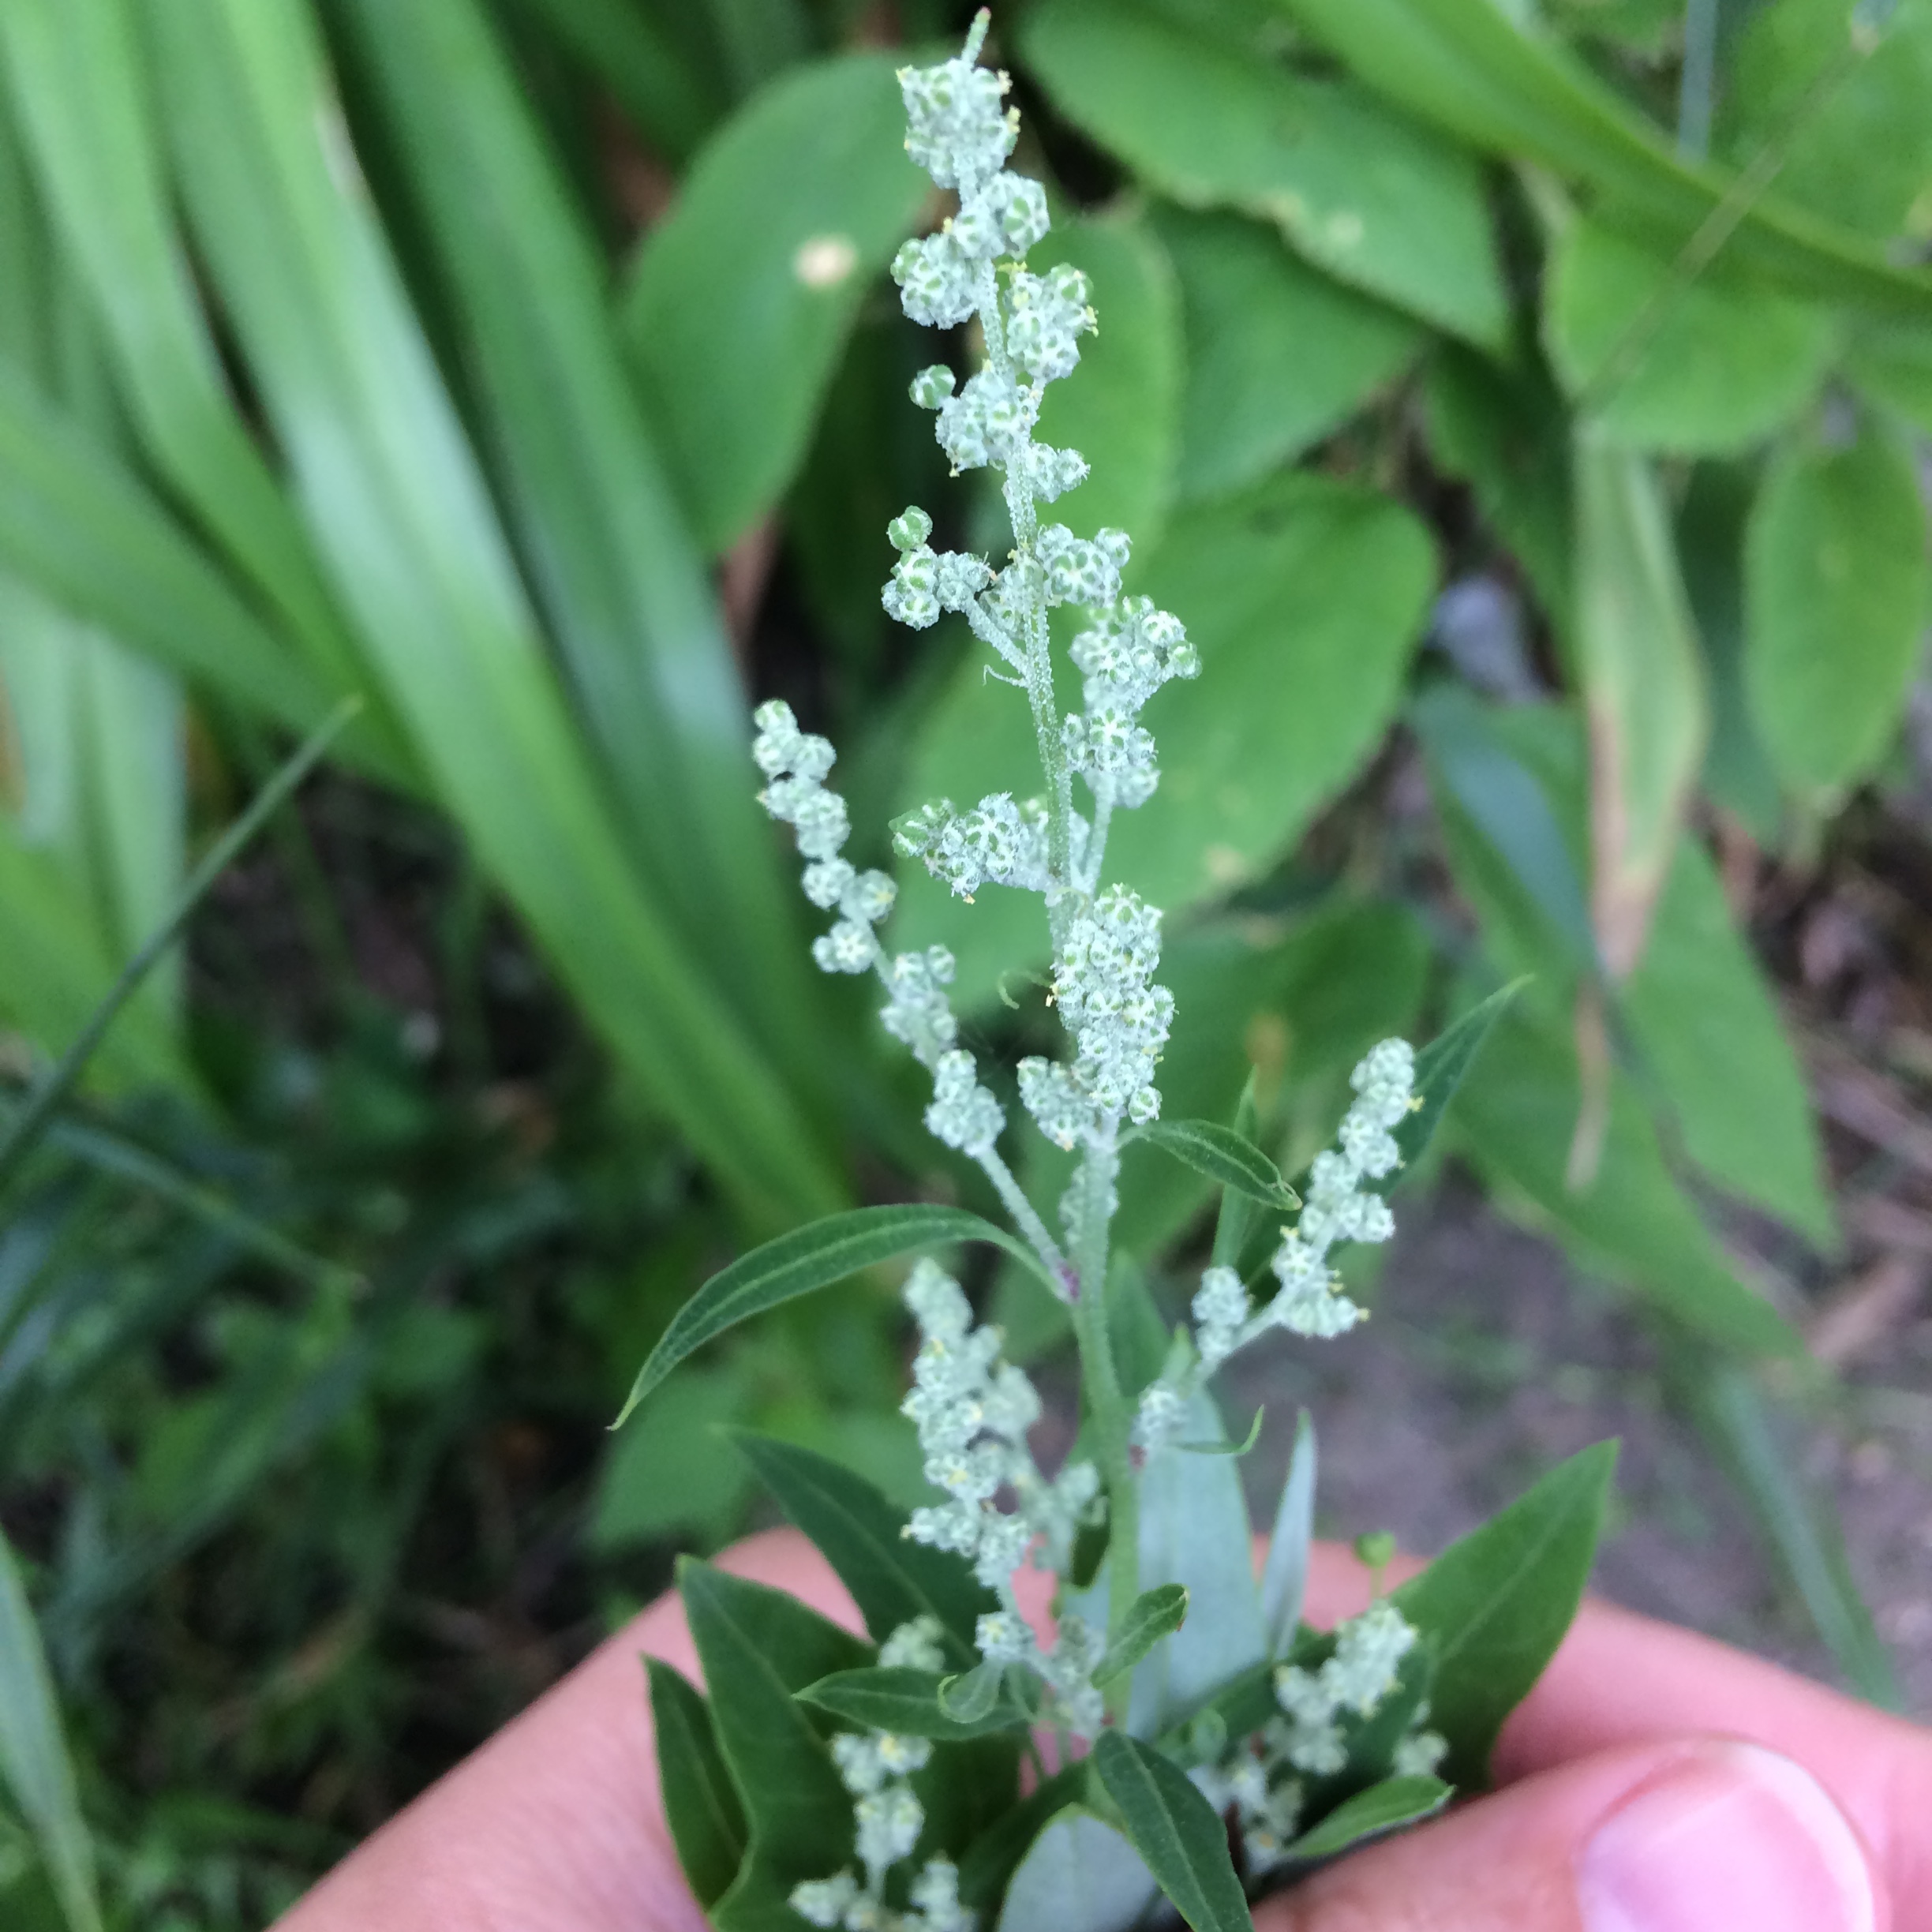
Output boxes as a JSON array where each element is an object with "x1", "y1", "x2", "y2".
[{"x1": 0, "y1": 0, "x2": 1929, "y2": 1923}]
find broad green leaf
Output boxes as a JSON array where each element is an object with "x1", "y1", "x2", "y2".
[
  {"x1": 897, "y1": 475, "x2": 1432, "y2": 1000},
  {"x1": 1127, "y1": 1120, "x2": 1298, "y2": 1211},
  {"x1": 646, "y1": 1659, "x2": 749, "y2": 1908},
  {"x1": 1392, "y1": 1441, "x2": 1617, "y2": 1785},
  {"x1": 678, "y1": 1560, "x2": 869, "y2": 1883},
  {"x1": 1285, "y1": 1773, "x2": 1451, "y2": 1861},
  {"x1": 959, "y1": 1765, "x2": 1089, "y2": 1915},
  {"x1": 1070, "y1": 1391, "x2": 1264, "y2": 1735},
  {"x1": 1546, "y1": 222, "x2": 1836, "y2": 455},
  {"x1": 731, "y1": 1433, "x2": 994, "y2": 1660},
  {"x1": 1451, "y1": 1002, "x2": 1804, "y2": 1358},
  {"x1": 0, "y1": 0, "x2": 393, "y2": 752},
  {"x1": 1022, "y1": 0, "x2": 1509, "y2": 348},
  {"x1": 1257, "y1": 1410, "x2": 1316, "y2": 1655},
  {"x1": 619, "y1": 1206, "x2": 1052, "y2": 1422},
  {"x1": 1155, "y1": 206, "x2": 1419, "y2": 505},
  {"x1": 1091, "y1": 1732, "x2": 1249, "y2": 1932},
  {"x1": 1424, "y1": 344, "x2": 1571, "y2": 623},
  {"x1": 1394, "y1": 978, "x2": 1527, "y2": 1178},
  {"x1": 1683, "y1": 1357, "x2": 1901, "y2": 1709},
  {"x1": 590, "y1": 1367, "x2": 754, "y2": 1550},
  {"x1": 993, "y1": 1808, "x2": 1156, "y2": 1932},
  {"x1": 622, "y1": 53, "x2": 928, "y2": 550},
  {"x1": 1573, "y1": 432, "x2": 1709, "y2": 977},
  {"x1": 1724, "y1": 0, "x2": 1932, "y2": 240},
  {"x1": 1844, "y1": 316, "x2": 1932, "y2": 435},
  {"x1": 335, "y1": 0, "x2": 830, "y2": 1107},
  {"x1": 799, "y1": 1667, "x2": 1032, "y2": 1739},
  {"x1": 1275, "y1": 0, "x2": 1932, "y2": 316},
  {"x1": 1745, "y1": 411, "x2": 1931, "y2": 791},
  {"x1": 1093, "y1": 1585, "x2": 1189, "y2": 1688},
  {"x1": 1030, "y1": 214, "x2": 1181, "y2": 548},
  {"x1": 0, "y1": 1526, "x2": 101, "y2": 1932},
  {"x1": 0, "y1": 369, "x2": 344, "y2": 748},
  {"x1": 145, "y1": 0, "x2": 841, "y2": 1227}
]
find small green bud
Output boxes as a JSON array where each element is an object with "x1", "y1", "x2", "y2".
[
  {"x1": 910, "y1": 364, "x2": 957, "y2": 410},
  {"x1": 888, "y1": 506, "x2": 934, "y2": 552}
]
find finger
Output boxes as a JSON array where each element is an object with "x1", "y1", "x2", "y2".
[
  {"x1": 275, "y1": 1530, "x2": 855, "y2": 1932},
  {"x1": 1259, "y1": 1735, "x2": 1884, "y2": 1932}
]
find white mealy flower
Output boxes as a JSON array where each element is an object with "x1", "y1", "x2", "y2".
[
  {"x1": 1395, "y1": 1728, "x2": 1449, "y2": 1778},
  {"x1": 910, "y1": 1857, "x2": 975, "y2": 1932},
  {"x1": 1192, "y1": 1265, "x2": 1250, "y2": 1370},
  {"x1": 879, "y1": 1615, "x2": 948, "y2": 1672},
  {"x1": 856, "y1": 1784, "x2": 925, "y2": 1881},
  {"x1": 1326, "y1": 1598, "x2": 1416, "y2": 1714},
  {"x1": 879, "y1": 947, "x2": 960, "y2": 1055},
  {"x1": 1002, "y1": 264, "x2": 1094, "y2": 385},
  {"x1": 1132, "y1": 1379, "x2": 1188, "y2": 1454},
  {"x1": 898, "y1": 24, "x2": 1015, "y2": 193},
  {"x1": 923, "y1": 1049, "x2": 1005, "y2": 1156},
  {"x1": 790, "y1": 1873, "x2": 859, "y2": 1927}
]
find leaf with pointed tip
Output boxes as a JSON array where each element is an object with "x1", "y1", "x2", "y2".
[
  {"x1": 993, "y1": 1807, "x2": 1157, "y2": 1932},
  {"x1": 1091, "y1": 1732, "x2": 1249, "y2": 1932},
  {"x1": 1092, "y1": 1585, "x2": 1189, "y2": 1690},
  {"x1": 1286, "y1": 1773, "x2": 1451, "y2": 1863},
  {"x1": 645, "y1": 1658, "x2": 747, "y2": 1908},
  {"x1": 1129, "y1": 1119, "x2": 1299, "y2": 1212},
  {"x1": 730, "y1": 1433, "x2": 993, "y2": 1662},
  {"x1": 1392, "y1": 1442, "x2": 1618, "y2": 1786},
  {"x1": 958, "y1": 1765, "x2": 1089, "y2": 1915},
  {"x1": 1394, "y1": 978, "x2": 1529, "y2": 1177},
  {"x1": 799, "y1": 1668, "x2": 1032, "y2": 1740},
  {"x1": 1258, "y1": 1410, "x2": 1316, "y2": 1657},
  {"x1": 618, "y1": 1207, "x2": 1053, "y2": 1423},
  {"x1": 938, "y1": 1658, "x2": 1005, "y2": 1724}
]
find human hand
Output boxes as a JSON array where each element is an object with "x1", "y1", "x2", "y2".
[{"x1": 276, "y1": 1528, "x2": 1931, "y2": 1932}]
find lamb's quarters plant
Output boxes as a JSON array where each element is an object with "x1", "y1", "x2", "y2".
[{"x1": 623, "y1": 23, "x2": 1615, "y2": 1928}]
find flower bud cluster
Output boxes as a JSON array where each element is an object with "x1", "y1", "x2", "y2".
[
  {"x1": 1193, "y1": 1747, "x2": 1305, "y2": 1879},
  {"x1": 1019, "y1": 887, "x2": 1173, "y2": 1151},
  {"x1": 1265, "y1": 1039, "x2": 1415, "y2": 1339},
  {"x1": 1270, "y1": 1600, "x2": 1441, "y2": 1778},
  {"x1": 754, "y1": 700, "x2": 900, "y2": 979},
  {"x1": 893, "y1": 793, "x2": 1054, "y2": 900},
  {"x1": 1064, "y1": 598, "x2": 1202, "y2": 811},
  {"x1": 882, "y1": 507, "x2": 995, "y2": 631}
]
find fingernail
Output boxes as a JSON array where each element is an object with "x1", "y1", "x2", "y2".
[{"x1": 1578, "y1": 1742, "x2": 1876, "y2": 1932}]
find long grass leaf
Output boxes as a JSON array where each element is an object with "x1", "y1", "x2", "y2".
[
  {"x1": 0, "y1": 1526, "x2": 101, "y2": 1932},
  {"x1": 142, "y1": 0, "x2": 841, "y2": 1225},
  {"x1": 333, "y1": 0, "x2": 829, "y2": 1105}
]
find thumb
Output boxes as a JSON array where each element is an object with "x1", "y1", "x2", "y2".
[{"x1": 1256, "y1": 1738, "x2": 1883, "y2": 1932}]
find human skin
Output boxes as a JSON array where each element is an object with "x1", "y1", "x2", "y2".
[{"x1": 277, "y1": 1530, "x2": 1932, "y2": 1932}]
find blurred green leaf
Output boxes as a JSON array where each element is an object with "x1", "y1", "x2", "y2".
[
  {"x1": 1424, "y1": 343, "x2": 1571, "y2": 623},
  {"x1": 0, "y1": 1526, "x2": 99, "y2": 1932},
  {"x1": 621, "y1": 53, "x2": 927, "y2": 552},
  {"x1": 335, "y1": 0, "x2": 829, "y2": 1107},
  {"x1": 732, "y1": 1433, "x2": 994, "y2": 1661},
  {"x1": 1547, "y1": 222, "x2": 1837, "y2": 455},
  {"x1": 1091, "y1": 1732, "x2": 1249, "y2": 1932},
  {"x1": 590, "y1": 1366, "x2": 754, "y2": 1550},
  {"x1": 1843, "y1": 315, "x2": 1932, "y2": 433},
  {"x1": 1724, "y1": 0, "x2": 1932, "y2": 239},
  {"x1": 1155, "y1": 205, "x2": 1420, "y2": 505},
  {"x1": 1451, "y1": 1001, "x2": 1803, "y2": 1357},
  {"x1": 1030, "y1": 214, "x2": 1181, "y2": 548},
  {"x1": 1392, "y1": 1441, "x2": 1616, "y2": 1786},
  {"x1": 0, "y1": 0, "x2": 402, "y2": 764},
  {"x1": 1257, "y1": 1409, "x2": 1316, "y2": 1656},
  {"x1": 1284, "y1": 1773, "x2": 1449, "y2": 1859},
  {"x1": 646, "y1": 1660, "x2": 749, "y2": 1908},
  {"x1": 1276, "y1": 0, "x2": 1932, "y2": 315},
  {"x1": 801, "y1": 1666, "x2": 1034, "y2": 1739},
  {"x1": 146, "y1": 0, "x2": 840, "y2": 1226},
  {"x1": 1573, "y1": 432, "x2": 1709, "y2": 977},
  {"x1": 1021, "y1": 0, "x2": 1510, "y2": 348},
  {"x1": 1092, "y1": 1584, "x2": 1190, "y2": 1688},
  {"x1": 1395, "y1": 977, "x2": 1527, "y2": 1178},
  {"x1": 1745, "y1": 409, "x2": 1931, "y2": 791},
  {"x1": 993, "y1": 1810, "x2": 1156, "y2": 1932},
  {"x1": 618, "y1": 1205, "x2": 1055, "y2": 1424}
]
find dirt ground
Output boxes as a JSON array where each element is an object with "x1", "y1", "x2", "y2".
[{"x1": 1219, "y1": 1180, "x2": 1932, "y2": 1718}]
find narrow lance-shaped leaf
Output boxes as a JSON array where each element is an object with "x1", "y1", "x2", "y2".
[
  {"x1": 1392, "y1": 977, "x2": 1529, "y2": 1177},
  {"x1": 619, "y1": 1206, "x2": 1057, "y2": 1425},
  {"x1": 1091, "y1": 1732, "x2": 1250, "y2": 1932},
  {"x1": 1091, "y1": 1584, "x2": 1189, "y2": 1688},
  {"x1": 731, "y1": 1433, "x2": 994, "y2": 1658},
  {"x1": 1285, "y1": 1773, "x2": 1451, "y2": 1863},
  {"x1": 0, "y1": 1524, "x2": 103, "y2": 1932},
  {"x1": 1129, "y1": 1118, "x2": 1299, "y2": 1211},
  {"x1": 992, "y1": 1809, "x2": 1157, "y2": 1932},
  {"x1": 1392, "y1": 1440, "x2": 1618, "y2": 1787},
  {"x1": 646, "y1": 1658, "x2": 748, "y2": 1909},
  {"x1": 938, "y1": 1659, "x2": 1007, "y2": 1725},
  {"x1": 799, "y1": 1667, "x2": 1033, "y2": 1741},
  {"x1": 1574, "y1": 429, "x2": 1709, "y2": 979}
]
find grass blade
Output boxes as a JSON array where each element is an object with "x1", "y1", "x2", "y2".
[
  {"x1": 0, "y1": 698, "x2": 358, "y2": 1198},
  {"x1": 0, "y1": 1525, "x2": 102, "y2": 1932}
]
